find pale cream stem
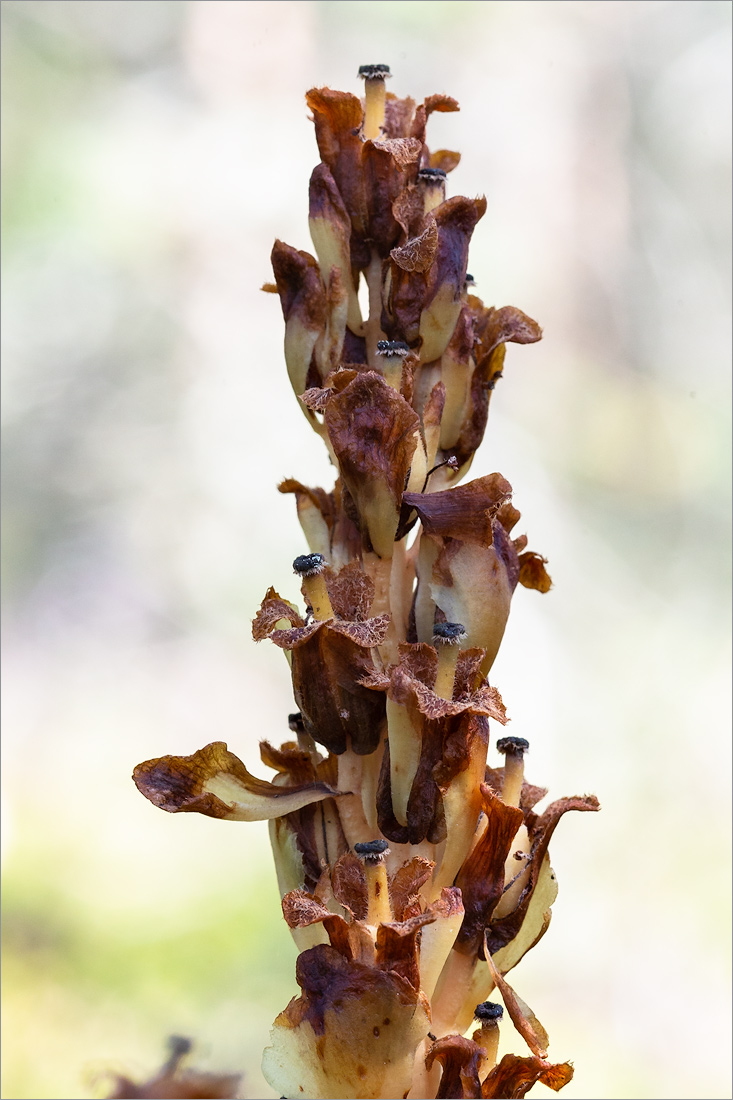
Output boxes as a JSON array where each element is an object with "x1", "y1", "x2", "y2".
[
  {"x1": 417, "y1": 166, "x2": 446, "y2": 213},
  {"x1": 376, "y1": 339, "x2": 410, "y2": 391},
  {"x1": 496, "y1": 735, "x2": 529, "y2": 808},
  {"x1": 292, "y1": 553, "x2": 333, "y2": 621},
  {"x1": 359, "y1": 64, "x2": 390, "y2": 140},
  {"x1": 493, "y1": 736, "x2": 531, "y2": 920},
  {"x1": 336, "y1": 750, "x2": 372, "y2": 848},
  {"x1": 430, "y1": 948, "x2": 478, "y2": 1037},
  {"x1": 354, "y1": 840, "x2": 393, "y2": 927},
  {"x1": 388, "y1": 534, "x2": 410, "y2": 641},
  {"x1": 471, "y1": 1002, "x2": 503, "y2": 1081},
  {"x1": 432, "y1": 622, "x2": 467, "y2": 700},
  {"x1": 365, "y1": 251, "x2": 387, "y2": 368}
]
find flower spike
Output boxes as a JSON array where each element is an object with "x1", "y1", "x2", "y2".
[{"x1": 131, "y1": 63, "x2": 598, "y2": 1100}]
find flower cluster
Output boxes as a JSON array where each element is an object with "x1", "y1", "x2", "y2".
[{"x1": 134, "y1": 66, "x2": 598, "y2": 1100}]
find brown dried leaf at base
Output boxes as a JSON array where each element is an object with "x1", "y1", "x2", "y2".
[{"x1": 261, "y1": 944, "x2": 431, "y2": 1100}]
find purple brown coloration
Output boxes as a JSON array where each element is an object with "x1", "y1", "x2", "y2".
[{"x1": 132, "y1": 66, "x2": 599, "y2": 1100}]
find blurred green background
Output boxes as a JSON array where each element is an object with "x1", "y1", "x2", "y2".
[{"x1": 2, "y1": 2, "x2": 730, "y2": 1098}]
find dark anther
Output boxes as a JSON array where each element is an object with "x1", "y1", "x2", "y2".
[
  {"x1": 358, "y1": 64, "x2": 391, "y2": 80},
  {"x1": 417, "y1": 167, "x2": 447, "y2": 181},
  {"x1": 427, "y1": 1032, "x2": 437, "y2": 1042},
  {"x1": 288, "y1": 712, "x2": 305, "y2": 733},
  {"x1": 474, "y1": 1001, "x2": 504, "y2": 1022},
  {"x1": 293, "y1": 552, "x2": 326, "y2": 576},
  {"x1": 354, "y1": 839, "x2": 390, "y2": 862},
  {"x1": 376, "y1": 339, "x2": 410, "y2": 358},
  {"x1": 496, "y1": 736, "x2": 530, "y2": 755},
  {"x1": 487, "y1": 372, "x2": 503, "y2": 391},
  {"x1": 433, "y1": 621, "x2": 467, "y2": 644}
]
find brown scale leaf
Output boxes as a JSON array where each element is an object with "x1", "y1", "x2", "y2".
[
  {"x1": 300, "y1": 386, "x2": 332, "y2": 413},
  {"x1": 331, "y1": 851, "x2": 368, "y2": 920},
  {"x1": 482, "y1": 1054, "x2": 573, "y2": 1098},
  {"x1": 450, "y1": 303, "x2": 542, "y2": 470},
  {"x1": 375, "y1": 911, "x2": 436, "y2": 990},
  {"x1": 270, "y1": 240, "x2": 326, "y2": 330},
  {"x1": 389, "y1": 856, "x2": 435, "y2": 920},
  {"x1": 486, "y1": 794, "x2": 600, "y2": 955},
  {"x1": 306, "y1": 88, "x2": 366, "y2": 234},
  {"x1": 391, "y1": 219, "x2": 439, "y2": 273},
  {"x1": 430, "y1": 148, "x2": 461, "y2": 173},
  {"x1": 518, "y1": 551, "x2": 553, "y2": 593},
  {"x1": 282, "y1": 889, "x2": 333, "y2": 929},
  {"x1": 324, "y1": 560, "x2": 375, "y2": 621},
  {"x1": 328, "y1": 614, "x2": 391, "y2": 647},
  {"x1": 496, "y1": 500, "x2": 522, "y2": 535},
  {"x1": 426, "y1": 1034, "x2": 484, "y2": 1099},
  {"x1": 287, "y1": 623, "x2": 388, "y2": 755},
  {"x1": 259, "y1": 740, "x2": 315, "y2": 784},
  {"x1": 383, "y1": 92, "x2": 418, "y2": 139},
  {"x1": 403, "y1": 473, "x2": 513, "y2": 545},
  {"x1": 252, "y1": 587, "x2": 303, "y2": 640},
  {"x1": 392, "y1": 184, "x2": 426, "y2": 239},
  {"x1": 363, "y1": 137, "x2": 423, "y2": 256},
  {"x1": 455, "y1": 784, "x2": 524, "y2": 955},
  {"x1": 324, "y1": 371, "x2": 420, "y2": 555}
]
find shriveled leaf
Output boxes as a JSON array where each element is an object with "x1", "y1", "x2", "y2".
[{"x1": 133, "y1": 742, "x2": 340, "y2": 822}]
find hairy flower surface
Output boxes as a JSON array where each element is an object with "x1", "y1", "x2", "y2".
[{"x1": 134, "y1": 65, "x2": 598, "y2": 1100}]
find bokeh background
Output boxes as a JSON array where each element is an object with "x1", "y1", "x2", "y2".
[{"x1": 2, "y1": 2, "x2": 730, "y2": 1098}]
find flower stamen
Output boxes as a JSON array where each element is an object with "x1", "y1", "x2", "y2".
[
  {"x1": 472, "y1": 1001, "x2": 503, "y2": 1080},
  {"x1": 417, "y1": 166, "x2": 447, "y2": 214},
  {"x1": 432, "y1": 622, "x2": 467, "y2": 700},
  {"x1": 354, "y1": 839, "x2": 393, "y2": 926},
  {"x1": 495, "y1": 736, "x2": 529, "y2": 808},
  {"x1": 293, "y1": 553, "x2": 334, "y2": 621},
  {"x1": 358, "y1": 63, "x2": 390, "y2": 140}
]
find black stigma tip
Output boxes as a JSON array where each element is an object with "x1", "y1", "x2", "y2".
[
  {"x1": 433, "y1": 621, "x2": 467, "y2": 644},
  {"x1": 496, "y1": 736, "x2": 530, "y2": 755},
  {"x1": 354, "y1": 839, "x2": 390, "y2": 862},
  {"x1": 465, "y1": 273, "x2": 476, "y2": 285},
  {"x1": 293, "y1": 552, "x2": 326, "y2": 577},
  {"x1": 358, "y1": 64, "x2": 391, "y2": 80},
  {"x1": 417, "y1": 167, "x2": 447, "y2": 181},
  {"x1": 376, "y1": 339, "x2": 410, "y2": 358},
  {"x1": 474, "y1": 1001, "x2": 504, "y2": 1022},
  {"x1": 288, "y1": 712, "x2": 304, "y2": 732}
]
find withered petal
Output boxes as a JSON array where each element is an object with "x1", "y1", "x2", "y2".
[
  {"x1": 375, "y1": 911, "x2": 436, "y2": 990},
  {"x1": 324, "y1": 371, "x2": 420, "y2": 558},
  {"x1": 252, "y1": 587, "x2": 304, "y2": 640},
  {"x1": 389, "y1": 855, "x2": 435, "y2": 920},
  {"x1": 455, "y1": 784, "x2": 525, "y2": 954},
  {"x1": 403, "y1": 474, "x2": 513, "y2": 545},
  {"x1": 518, "y1": 551, "x2": 553, "y2": 593},
  {"x1": 426, "y1": 1034, "x2": 484, "y2": 1100},
  {"x1": 482, "y1": 1054, "x2": 574, "y2": 1099},
  {"x1": 391, "y1": 219, "x2": 439, "y2": 274},
  {"x1": 430, "y1": 149, "x2": 462, "y2": 173},
  {"x1": 485, "y1": 951, "x2": 549, "y2": 1060},
  {"x1": 324, "y1": 560, "x2": 375, "y2": 621},
  {"x1": 331, "y1": 851, "x2": 368, "y2": 920},
  {"x1": 133, "y1": 742, "x2": 340, "y2": 822}
]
